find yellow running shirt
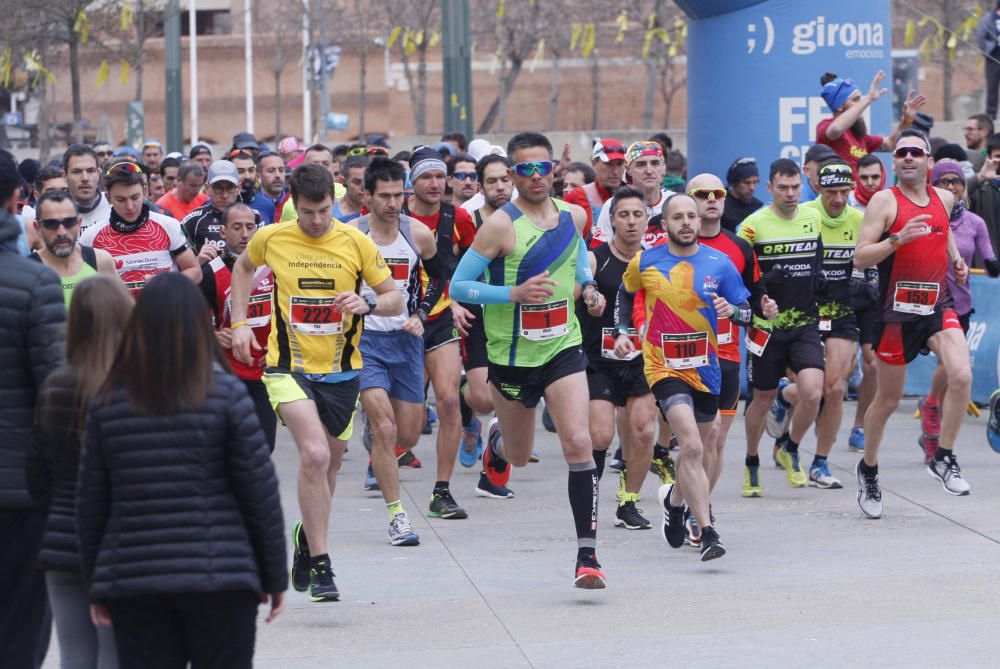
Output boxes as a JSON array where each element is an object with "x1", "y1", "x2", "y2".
[{"x1": 245, "y1": 220, "x2": 391, "y2": 375}]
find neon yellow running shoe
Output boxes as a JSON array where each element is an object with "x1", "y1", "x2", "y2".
[
  {"x1": 742, "y1": 465, "x2": 763, "y2": 498},
  {"x1": 775, "y1": 445, "x2": 807, "y2": 488}
]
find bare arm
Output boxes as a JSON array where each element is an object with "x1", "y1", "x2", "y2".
[
  {"x1": 366, "y1": 276, "x2": 403, "y2": 316},
  {"x1": 468, "y1": 208, "x2": 515, "y2": 260},
  {"x1": 825, "y1": 72, "x2": 884, "y2": 140},
  {"x1": 174, "y1": 248, "x2": 204, "y2": 283},
  {"x1": 854, "y1": 190, "x2": 896, "y2": 269},
  {"x1": 230, "y1": 252, "x2": 260, "y2": 364},
  {"x1": 94, "y1": 249, "x2": 119, "y2": 276}
]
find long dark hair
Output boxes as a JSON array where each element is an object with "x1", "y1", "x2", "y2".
[{"x1": 102, "y1": 272, "x2": 228, "y2": 416}]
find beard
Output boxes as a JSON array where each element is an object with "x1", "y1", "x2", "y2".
[
  {"x1": 851, "y1": 116, "x2": 868, "y2": 138},
  {"x1": 667, "y1": 229, "x2": 696, "y2": 247}
]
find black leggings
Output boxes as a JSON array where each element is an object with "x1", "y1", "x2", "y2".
[{"x1": 245, "y1": 379, "x2": 277, "y2": 452}]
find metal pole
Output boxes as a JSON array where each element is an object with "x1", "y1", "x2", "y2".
[
  {"x1": 441, "y1": 0, "x2": 472, "y2": 139},
  {"x1": 302, "y1": 0, "x2": 311, "y2": 140},
  {"x1": 319, "y1": 16, "x2": 328, "y2": 141},
  {"x1": 164, "y1": 0, "x2": 183, "y2": 153},
  {"x1": 244, "y1": 0, "x2": 254, "y2": 133},
  {"x1": 189, "y1": 0, "x2": 199, "y2": 144}
]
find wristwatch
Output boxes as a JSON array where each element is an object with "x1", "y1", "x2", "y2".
[
  {"x1": 888, "y1": 233, "x2": 901, "y2": 248},
  {"x1": 363, "y1": 295, "x2": 378, "y2": 314}
]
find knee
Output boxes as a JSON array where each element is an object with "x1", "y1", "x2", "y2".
[
  {"x1": 635, "y1": 421, "x2": 655, "y2": 448},
  {"x1": 679, "y1": 439, "x2": 704, "y2": 464},
  {"x1": 300, "y1": 443, "x2": 331, "y2": 472},
  {"x1": 751, "y1": 390, "x2": 776, "y2": 410},
  {"x1": 824, "y1": 377, "x2": 846, "y2": 402},
  {"x1": 434, "y1": 390, "x2": 460, "y2": 418},
  {"x1": 590, "y1": 426, "x2": 613, "y2": 450},
  {"x1": 372, "y1": 418, "x2": 397, "y2": 451},
  {"x1": 873, "y1": 394, "x2": 900, "y2": 415},
  {"x1": 468, "y1": 386, "x2": 493, "y2": 414},
  {"x1": 562, "y1": 430, "x2": 594, "y2": 463},
  {"x1": 948, "y1": 365, "x2": 973, "y2": 390},
  {"x1": 799, "y1": 383, "x2": 823, "y2": 406}
]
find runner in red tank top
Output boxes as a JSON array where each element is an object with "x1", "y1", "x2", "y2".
[{"x1": 853, "y1": 130, "x2": 972, "y2": 518}]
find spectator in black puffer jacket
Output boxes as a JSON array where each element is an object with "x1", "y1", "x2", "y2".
[
  {"x1": 76, "y1": 272, "x2": 287, "y2": 669},
  {"x1": 0, "y1": 150, "x2": 65, "y2": 669},
  {"x1": 27, "y1": 274, "x2": 132, "y2": 669}
]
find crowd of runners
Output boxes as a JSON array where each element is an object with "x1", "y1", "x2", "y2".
[{"x1": 4, "y1": 68, "x2": 1000, "y2": 668}]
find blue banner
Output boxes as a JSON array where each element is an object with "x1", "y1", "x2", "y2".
[{"x1": 679, "y1": 0, "x2": 892, "y2": 197}]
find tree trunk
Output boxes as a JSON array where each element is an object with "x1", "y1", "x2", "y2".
[
  {"x1": 548, "y1": 52, "x2": 559, "y2": 131},
  {"x1": 477, "y1": 59, "x2": 524, "y2": 134},
  {"x1": 134, "y1": 0, "x2": 145, "y2": 102},
  {"x1": 642, "y1": 59, "x2": 656, "y2": 129},
  {"x1": 274, "y1": 69, "x2": 282, "y2": 139},
  {"x1": 590, "y1": 52, "x2": 600, "y2": 130},
  {"x1": 359, "y1": 15, "x2": 367, "y2": 141},
  {"x1": 498, "y1": 60, "x2": 508, "y2": 132},
  {"x1": 68, "y1": 19, "x2": 82, "y2": 143},
  {"x1": 38, "y1": 76, "x2": 51, "y2": 162}
]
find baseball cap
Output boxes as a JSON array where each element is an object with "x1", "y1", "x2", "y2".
[
  {"x1": 143, "y1": 138, "x2": 163, "y2": 150},
  {"x1": 592, "y1": 138, "x2": 626, "y2": 163},
  {"x1": 190, "y1": 142, "x2": 213, "y2": 159},
  {"x1": 803, "y1": 144, "x2": 839, "y2": 164},
  {"x1": 233, "y1": 132, "x2": 260, "y2": 151},
  {"x1": 207, "y1": 160, "x2": 240, "y2": 185}
]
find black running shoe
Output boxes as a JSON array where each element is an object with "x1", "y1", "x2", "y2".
[
  {"x1": 290, "y1": 520, "x2": 310, "y2": 592},
  {"x1": 428, "y1": 489, "x2": 469, "y2": 519},
  {"x1": 613, "y1": 500, "x2": 651, "y2": 530},
  {"x1": 309, "y1": 559, "x2": 340, "y2": 602},
  {"x1": 608, "y1": 446, "x2": 625, "y2": 471},
  {"x1": 657, "y1": 484, "x2": 686, "y2": 548},
  {"x1": 574, "y1": 554, "x2": 606, "y2": 589},
  {"x1": 699, "y1": 526, "x2": 726, "y2": 562}
]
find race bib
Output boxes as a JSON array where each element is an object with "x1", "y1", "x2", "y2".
[
  {"x1": 717, "y1": 317, "x2": 733, "y2": 345},
  {"x1": 385, "y1": 257, "x2": 410, "y2": 289},
  {"x1": 602, "y1": 327, "x2": 641, "y2": 361},
  {"x1": 246, "y1": 293, "x2": 272, "y2": 328},
  {"x1": 819, "y1": 318, "x2": 831, "y2": 332},
  {"x1": 745, "y1": 326, "x2": 771, "y2": 357},
  {"x1": 661, "y1": 332, "x2": 709, "y2": 370},
  {"x1": 289, "y1": 296, "x2": 343, "y2": 335},
  {"x1": 124, "y1": 280, "x2": 145, "y2": 297},
  {"x1": 520, "y1": 299, "x2": 569, "y2": 341},
  {"x1": 893, "y1": 281, "x2": 939, "y2": 316}
]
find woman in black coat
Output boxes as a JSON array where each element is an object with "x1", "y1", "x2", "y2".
[
  {"x1": 27, "y1": 274, "x2": 132, "y2": 669},
  {"x1": 76, "y1": 272, "x2": 288, "y2": 669}
]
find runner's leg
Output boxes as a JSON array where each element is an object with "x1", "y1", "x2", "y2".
[
  {"x1": 814, "y1": 338, "x2": 856, "y2": 458},
  {"x1": 426, "y1": 341, "x2": 463, "y2": 483},
  {"x1": 928, "y1": 328, "x2": 972, "y2": 452},
  {"x1": 281, "y1": 400, "x2": 336, "y2": 556},
  {"x1": 863, "y1": 362, "x2": 907, "y2": 466}
]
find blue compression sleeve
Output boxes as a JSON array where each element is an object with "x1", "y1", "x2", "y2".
[
  {"x1": 575, "y1": 237, "x2": 594, "y2": 285},
  {"x1": 450, "y1": 248, "x2": 512, "y2": 304}
]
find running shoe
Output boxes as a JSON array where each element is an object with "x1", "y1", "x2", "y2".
[
  {"x1": 918, "y1": 395, "x2": 941, "y2": 438},
  {"x1": 422, "y1": 402, "x2": 436, "y2": 435},
  {"x1": 742, "y1": 465, "x2": 762, "y2": 498},
  {"x1": 396, "y1": 445, "x2": 422, "y2": 468},
  {"x1": 614, "y1": 501, "x2": 651, "y2": 530},
  {"x1": 541, "y1": 405, "x2": 557, "y2": 433},
  {"x1": 848, "y1": 427, "x2": 865, "y2": 453},
  {"x1": 649, "y1": 453, "x2": 676, "y2": 485},
  {"x1": 657, "y1": 484, "x2": 686, "y2": 548},
  {"x1": 608, "y1": 446, "x2": 625, "y2": 471},
  {"x1": 529, "y1": 450, "x2": 541, "y2": 463},
  {"x1": 482, "y1": 417, "x2": 511, "y2": 488},
  {"x1": 765, "y1": 378, "x2": 792, "y2": 438},
  {"x1": 683, "y1": 508, "x2": 701, "y2": 548},
  {"x1": 574, "y1": 554, "x2": 606, "y2": 589},
  {"x1": 808, "y1": 461, "x2": 843, "y2": 489},
  {"x1": 668, "y1": 434, "x2": 679, "y2": 451},
  {"x1": 363, "y1": 461, "x2": 379, "y2": 491},
  {"x1": 775, "y1": 443, "x2": 807, "y2": 488},
  {"x1": 856, "y1": 460, "x2": 882, "y2": 519},
  {"x1": 361, "y1": 406, "x2": 373, "y2": 453},
  {"x1": 290, "y1": 520, "x2": 310, "y2": 592},
  {"x1": 699, "y1": 526, "x2": 726, "y2": 562},
  {"x1": 459, "y1": 417, "x2": 482, "y2": 468},
  {"x1": 475, "y1": 473, "x2": 515, "y2": 499},
  {"x1": 989, "y1": 389, "x2": 1000, "y2": 454},
  {"x1": 308, "y1": 558, "x2": 340, "y2": 602},
  {"x1": 927, "y1": 452, "x2": 971, "y2": 496},
  {"x1": 388, "y1": 511, "x2": 420, "y2": 546},
  {"x1": 428, "y1": 489, "x2": 469, "y2": 519},
  {"x1": 772, "y1": 440, "x2": 783, "y2": 469},
  {"x1": 918, "y1": 434, "x2": 938, "y2": 466}
]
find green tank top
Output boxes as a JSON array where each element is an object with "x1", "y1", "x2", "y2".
[
  {"x1": 32, "y1": 246, "x2": 99, "y2": 306},
  {"x1": 484, "y1": 199, "x2": 582, "y2": 367}
]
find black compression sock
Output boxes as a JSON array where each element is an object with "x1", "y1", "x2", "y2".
[
  {"x1": 459, "y1": 377, "x2": 473, "y2": 426},
  {"x1": 568, "y1": 462, "x2": 599, "y2": 549},
  {"x1": 783, "y1": 437, "x2": 799, "y2": 454},
  {"x1": 433, "y1": 481, "x2": 450, "y2": 494},
  {"x1": 859, "y1": 460, "x2": 878, "y2": 476},
  {"x1": 745, "y1": 455, "x2": 760, "y2": 468},
  {"x1": 933, "y1": 447, "x2": 950, "y2": 462},
  {"x1": 310, "y1": 553, "x2": 331, "y2": 567},
  {"x1": 812, "y1": 455, "x2": 827, "y2": 467},
  {"x1": 653, "y1": 443, "x2": 670, "y2": 460},
  {"x1": 592, "y1": 449, "x2": 608, "y2": 481},
  {"x1": 576, "y1": 547, "x2": 596, "y2": 561}
]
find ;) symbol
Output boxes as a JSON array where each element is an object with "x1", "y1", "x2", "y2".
[{"x1": 746, "y1": 16, "x2": 774, "y2": 55}]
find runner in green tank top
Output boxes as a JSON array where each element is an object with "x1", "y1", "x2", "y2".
[
  {"x1": 451, "y1": 132, "x2": 611, "y2": 590},
  {"x1": 31, "y1": 191, "x2": 118, "y2": 306}
]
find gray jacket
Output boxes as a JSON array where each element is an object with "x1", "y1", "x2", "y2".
[{"x1": 976, "y1": 11, "x2": 1000, "y2": 56}]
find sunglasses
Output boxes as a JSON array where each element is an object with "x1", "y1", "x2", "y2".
[
  {"x1": 687, "y1": 188, "x2": 727, "y2": 200},
  {"x1": 367, "y1": 146, "x2": 389, "y2": 157},
  {"x1": 143, "y1": 142, "x2": 162, "y2": 150},
  {"x1": 894, "y1": 146, "x2": 927, "y2": 159},
  {"x1": 39, "y1": 216, "x2": 81, "y2": 231},
  {"x1": 820, "y1": 164, "x2": 852, "y2": 175},
  {"x1": 347, "y1": 146, "x2": 368, "y2": 157},
  {"x1": 513, "y1": 161, "x2": 554, "y2": 177},
  {"x1": 452, "y1": 171, "x2": 478, "y2": 182},
  {"x1": 106, "y1": 162, "x2": 143, "y2": 176},
  {"x1": 96, "y1": 150, "x2": 114, "y2": 157}
]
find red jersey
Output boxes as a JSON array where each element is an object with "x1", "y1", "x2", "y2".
[
  {"x1": 200, "y1": 256, "x2": 272, "y2": 380},
  {"x1": 157, "y1": 190, "x2": 209, "y2": 223},
  {"x1": 565, "y1": 182, "x2": 612, "y2": 242},
  {"x1": 878, "y1": 186, "x2": 953, "y2": 323},
  {"x1": 815, "y1": 118, "x2": 883, "y2": 173},
  {"x1": 697, "y1": 229, "x2": 761, "y2": 363},
  {"x1": 403, "y1": 201, "x2": 477, "y2": 318}
]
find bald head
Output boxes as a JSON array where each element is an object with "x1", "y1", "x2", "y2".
[{"x1": 686, "y1": 173, "x2": 726, "y2": 227}]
